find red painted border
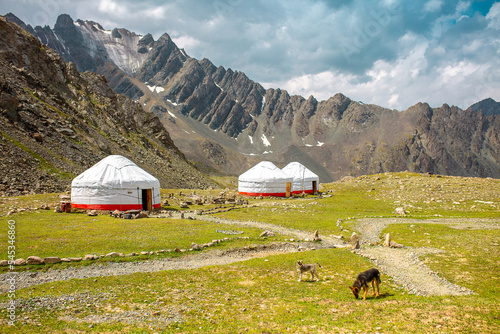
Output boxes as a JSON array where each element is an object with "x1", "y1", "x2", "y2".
[
  {"x1": 71, "y1": 203, "x2": 161, "y2": 210},
  {"x1": 291, "y1": 190, "x2": 314, "y2": 194},
  {"x1": 238, "y1": 192, "x2": 288, "y2": 197}
]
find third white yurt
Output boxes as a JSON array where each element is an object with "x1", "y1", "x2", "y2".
[
  {"x1": 238, "y1": 161, "x2": 293, "y2": 197},
  {"x1": 71, "y1": 155, "x2": 161, "y2": 211},
  {"x1": 282, "y1": 162, "x2": 319, "y2": 194}
]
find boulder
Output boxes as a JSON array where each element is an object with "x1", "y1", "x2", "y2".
[
  {"x1": 393, "y1": 207, "x2": 406, "y2": 215},
  {"x1": 26, "y1": 256, "x2": 44, "y2": 265},
  {"x1": 87, "y1": 210, "x2": 98, "y2": 216},
  {"x1": 43, "y1": 256, "x2": 62, "y2": 264},
  {"x1": 349, "y1": 232, "x2": 360, "y2": 246},
  {"x1": 383, "y1": 233, "x2": 391, "y2": 247},
  {"x1": 260, "y1": 230, "x2": 276, "y2": 237},
  {"x1": 313, "y1": 230, "x2": 322, "y2": 241},
  {"x1": 14, "y1": 258, "x2": 26, "y2": 266}
]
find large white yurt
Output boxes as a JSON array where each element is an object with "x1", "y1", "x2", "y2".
[
  {"x1": 71, "y1": 155, "x2": 161, "y2": 211},
  {"x1": 281, "y1": 162, "x2": 319, "y2": 194},
  {"x1": 238, "y1": 161, "x2": 293, "y2": 197}
]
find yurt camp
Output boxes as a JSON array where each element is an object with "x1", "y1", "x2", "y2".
[
  {"x1": 282, "y1": 162, "x2": 319, "y2": 194},
  {"x1": 71, "y1": 155, "x2": 161, "y2": 211},
  {"x1": 238, "y1": 161, "x2": 293, "y2": 197}
]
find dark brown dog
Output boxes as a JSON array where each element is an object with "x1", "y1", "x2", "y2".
[{"x1": 350, "y1": 268, "x2": 381, "y2": 300}]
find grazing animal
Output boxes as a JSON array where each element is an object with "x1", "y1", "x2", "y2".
[
  {"x1": 350, "y1": 268, "x2": 381, "y2": 300},
  {"x1": 296, "y1": 260, "x2": 321, "y2": 282}
]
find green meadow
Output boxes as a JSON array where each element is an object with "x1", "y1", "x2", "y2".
[{"x1": 0, "y1": 172, "x2": 499, "y2": 333}]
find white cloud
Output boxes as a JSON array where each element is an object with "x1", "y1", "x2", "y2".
[
  {"x1": 424, "y1": 0, "x2": 444, "y2": 13},
  {"x1": 486, "y1": 2, "x2": 500, "y2": 30}
]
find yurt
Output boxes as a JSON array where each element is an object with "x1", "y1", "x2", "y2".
[
  {"x1": 238, "y1": 161, "x2": 292, "y2": 197},
  {"x1": 281, "y1": 162, "x2": 319, "y2": 194},
  {"x1": 71, "y1": 155, "x2": 161, "y2": 211}
]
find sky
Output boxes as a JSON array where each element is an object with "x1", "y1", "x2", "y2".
[{"x1": 1, "y1": 0, "x2": 500, "y2": 110}]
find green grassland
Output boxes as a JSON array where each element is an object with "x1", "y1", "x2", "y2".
[{"x1": 1, "y1": 172, "x2": 499, "y2": 333}]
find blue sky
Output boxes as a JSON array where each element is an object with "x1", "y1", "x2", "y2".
[{"x1": 2, "y1": 0, "x2": 500, "y2": 110}]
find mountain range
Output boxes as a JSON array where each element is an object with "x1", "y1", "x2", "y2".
[{"x1": 3, "y1": 13, "x2": 500, "y2": 186}]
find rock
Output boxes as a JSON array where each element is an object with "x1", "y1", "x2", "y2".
[
  {"x1": 390, "y1": 240, "x2": 404, "y2": 248},
  {"x1": 349, "y1": 232, "x2": 359, "y2": 245},
  {"x1": 123, "y1": 213, "x2": 132, "y2": 219},
  {"x1": 393, "y1": 207, "x2": 406, "y2": 215},
  {"x1": 351, "y1": 240, "x2": 360, "y2": 250},
  {"x1": 191, "y1": 243, "x2": 201, "y2": 251},
  {"x1": 106, "y1": 252, "x2": 120, "y2": 257},
  {"x1": 383, "y1": 233, "x2": 391, "y2": 247},
  {"x1": 83, "y1": 254, "x2": 95, "y2": 261},
  {"x1": 60, "y1": 258, "x2": 71, "y2": 262},
  {"x1": 87, "y1": 210, "x2": 98, "y2": 216},
  {"x1": 140, "y1": 251, "x2": 149, "y2": 255},
  {"x1": 174, "y1": 248, "x2": 181, "y2": 252},
  {"x1": 68, "y1": 257, "x2": 82, "y2": 262},
  {"x1": 26, "y1": 256, "x2": 44, "y2": 265},
  {"x1": 313, "y1": 230, "x2": 322, "y2": 241},
  {"x1": 33, "y1": 133, "x2": 43, "y2": 143},
  {"x1": 135, "y1": 211, "x2": 148, "y2": 219},
  {"x1": 14, "y1": 258, "x2": 26, "y2": 266},
  {"x1": 43, "y1": 256, "x2": 62, "y2": 264},
  {"x1": 260, "y1": 230, "x2": 276, "y2": 237},
  {"x1": 0, "y1": 260, "x2": 9, "y2": 266}
]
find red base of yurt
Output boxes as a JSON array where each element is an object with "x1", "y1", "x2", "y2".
[
  {"x1": 290, "y1": 190, "x2": 314, "y2": 194},
  {"x1": 71, "y1": 203, "x2": 161, "y2": 210},
  {"x1": 238, "y1": 192, "x2": 288, "y2": 197}
]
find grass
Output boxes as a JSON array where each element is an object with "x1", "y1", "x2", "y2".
[{"x1": 0, "y1": 172, "x2": 499, "y2": 333}]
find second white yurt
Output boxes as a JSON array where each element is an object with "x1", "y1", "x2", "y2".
[
  {"x1": 238, "y1": 161, "x2": 293, "y2": 197},
  {"x1": 282, "y1": 162, "x2": 319, "y2": 194},
  {"x1": 71, "y1": 155, "x2": 161, "y2": 211}
]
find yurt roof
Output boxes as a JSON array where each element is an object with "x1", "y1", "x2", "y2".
[
  {"x1": 239, "y1": 161, "x2": 292, "y2": 182},
  {"x1": 282, "y1": 162, "x2": 319, "y2": 181},
  {"x1": 71, "y1": 155, "x2": 160, "y2": 189}
]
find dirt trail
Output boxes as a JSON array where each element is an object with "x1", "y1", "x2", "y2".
[{"x1": 1, "y1": 216, "x2": 497, "y2": 295}]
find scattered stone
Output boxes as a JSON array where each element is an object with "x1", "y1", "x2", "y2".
[
  {"x1": 106, "y1": 252, "x2": 120, "y2": 258},
  {"x1": 140, "y1": 251, "x2": 149, "y2": 255},
  {"x1": 33, "y1": 133, "x2": 43, "y2": 143},
  {"x1": 351, "y1": 240, "x2": 360, "y2": 250},
  {"x1": 83, "y1": 254, "x2": 95, "y2": 261},
  {"x1": 26, "y1": 256, "x2": 44, "y2": 265},
  {"x1": 383, "y1": 233, "x2": 391, "y2": 247},
  {"x1": 313, "y1": 230, "x2": 322, "y2": 241},
  {"x1": 14, "y1": 258, "x2": 26, "y2": 266},
  {"x1": 393, "y1": 207, "x2": 406, "y2": 215},
  {"x1": 390, "y1": 240, "x2": 404, "y2": 248},
  {"x1": 87, "y1": 210, "x2": 98, "y2": 216},
  {"x1": 0, "y1": 260, "x2": 8, "y2": 266},
  {"x1": 191, "y1": 243, "x2": 201, "y2": 251},
  {"x1": 69, "y1": 257, "x2": 82, "y2": 262},
  {"x1": 173, "y1": 248, "x2": 181, "y2": 252},
  {"x1": 43, "y1": 257, "x2": 62, "y2": 264},
  {"x1": 260, "y1": 230, "x2": 276, "y2": 237},
  {"x1": 135, "y1": 211, "x2": 148, "y2": 219},
  {"x1": 60, "y1": 258, "x2": 71, "y2": 262}
]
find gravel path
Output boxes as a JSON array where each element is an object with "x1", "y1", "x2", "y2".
[
  {"x1": 353, "y1": 217, "x2": 500, "y2": 296},
  {"x1": 1, "y1": 216, "x2": 497, "y2": 297}
]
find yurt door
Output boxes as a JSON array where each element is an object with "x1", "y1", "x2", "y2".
[
  {"x1": 141, "y1": 189, "x2": 152, "y2": 211},
  {"x1": 312, "y1": 181, "x2": 317, "y2": 194},
  {"x1": 286, "y1": 182, "x2": 291, "y2": 197}
]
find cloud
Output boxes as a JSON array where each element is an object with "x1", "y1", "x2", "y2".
[
  {"x1": 424, "y1": 0, "x2": 444, "y2": 13},
  {"x1": 1, "y1": 0, "x2": 499, "y2": 109}
]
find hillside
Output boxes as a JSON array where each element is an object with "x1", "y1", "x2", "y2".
[
  {"x1": 3, "y1": 13, "x2": 500, "y2": 181},
  {"x1": 0, "y1": 16, "x2": 216, "y2": 196}
]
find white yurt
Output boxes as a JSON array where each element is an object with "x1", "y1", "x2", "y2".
[
  {"x1": 238, "y1": 161, "x2": 293, "y2": 197},
  {"x1": 281, "y1": 162, "x2": 319, "y2": 194},
  {"x1": 71, "y1": 155, "x2": 161, "y2": 211}
]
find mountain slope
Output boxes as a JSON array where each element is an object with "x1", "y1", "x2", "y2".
[
  {"x1": 0, "y1": 16, "x2": 216, "y2": 196},
  {"x1": 4, "y1": 13, "x2": 500, "y2": 180}
]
